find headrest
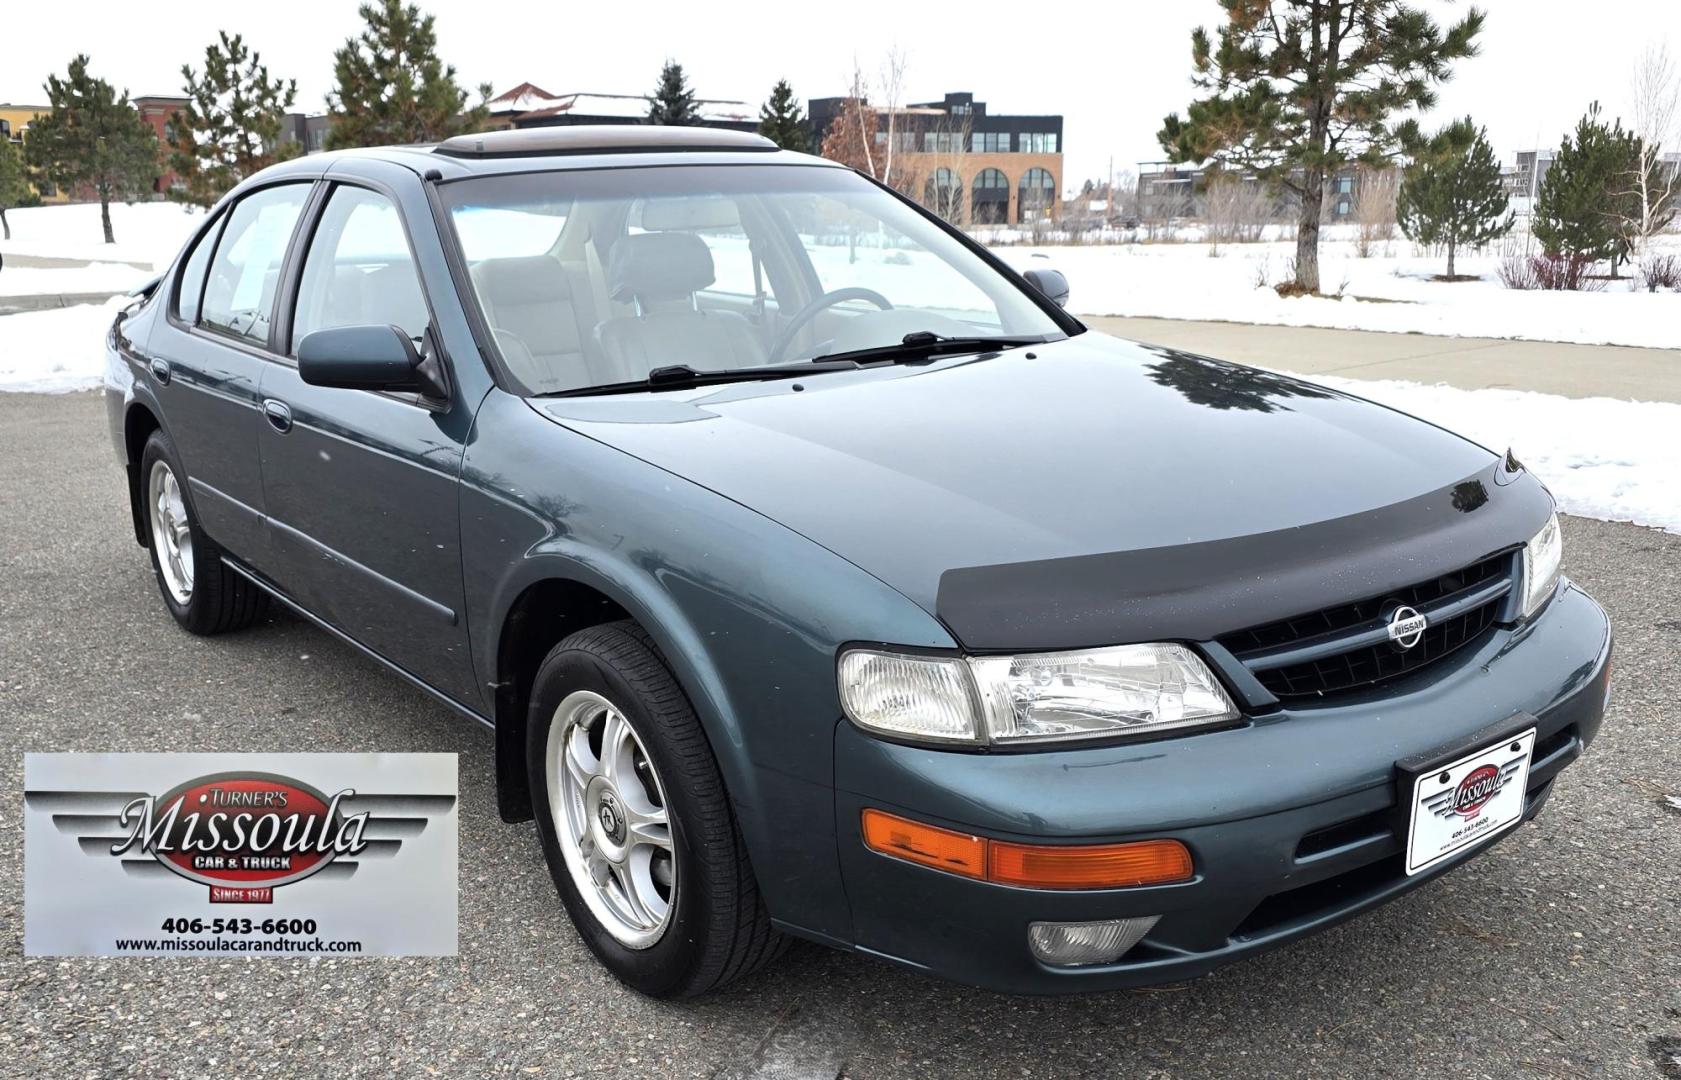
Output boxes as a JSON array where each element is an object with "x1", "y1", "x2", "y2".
[
  {"x1": 608, "y1": 232, "x2": 715, "y2": 303},
  {"x1": 472, "y1": 255, "x2": 571, "y2": 306}
]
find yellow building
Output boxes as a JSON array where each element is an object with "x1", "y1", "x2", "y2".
[{"x1": 0, "y1": 103, "x2": 71, "y2": 203}]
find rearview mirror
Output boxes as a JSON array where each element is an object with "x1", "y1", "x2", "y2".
[
  {"x1": 1023, "y1": 268, "x2": 1070, "y2": 308},
  {"x1": 298, "y1": 325, "x2": 445, "y2": 397}
]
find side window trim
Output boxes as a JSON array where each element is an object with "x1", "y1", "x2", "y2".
[
  {"x1": 194, "y1": 179, "x2": 322, "y2": 355},
  {"x1": 278, "y1": 176, "x2": 452, "y2": 411},
  {"x1": 278, "y1": 178, "x2": 442, "y2": 361},
  {"x1": 170, "y1": 210, "x2": 225, "y2": 327}
]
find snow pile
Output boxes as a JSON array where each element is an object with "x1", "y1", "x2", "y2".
[
  {"x1": 1297, "y1": 374, "x2": 1681, "y2": 534},
  {"x1": 0, "y1": 201, "x2": 202, "y2": 270},
  {"x1": 993, "y1": 237, "x2": 1681, "y2": 350},
  {"x1": 0, "y1": 297, "x2": 125, "y2": 393}
]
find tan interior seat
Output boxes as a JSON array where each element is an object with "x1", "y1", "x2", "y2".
[
  {"x1": 594, "y1": 232, "x2": 767, "y2": 379},
  {"x1": 470, "y1": 255, "x2": 603, "y2": 393}
]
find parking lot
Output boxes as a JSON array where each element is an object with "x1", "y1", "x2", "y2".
[{"x1": 2, "y1": 389, "x2": 1677, "y2": 1079}]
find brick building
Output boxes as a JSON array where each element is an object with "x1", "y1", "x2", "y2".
[
  {"x1": 133, "y1": 95, "x2": 188, "y2": 195},
  {"x1": 808, "y1": 91, "x2": 1063, "y2": 225}
]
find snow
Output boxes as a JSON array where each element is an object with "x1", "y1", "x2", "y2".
[
  {"x1": 0, "y1": 262, "x2": 155, "y2": 297},
  {"x1": 1301, "y1": 374, "x2": 1681, "y2": 535},
  {"x1": 0, "y1": 296, "x2": 125, "y2": 393},
  {"x1": 0, "y1": 201, "x2": 203, "y2": 271},
  {"x1": 992, "y1": 231, "x2": 1681, "y2": 350},
  {"x1": 0, "y1": 203, "x2": 1676, "y2": 535}
]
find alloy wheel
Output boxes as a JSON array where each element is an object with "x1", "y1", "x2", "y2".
[
  {"x1": 546, "y1": 690, "x2": 677, "y2": 948},
  {"x1": 147, "y1": 459, "x2": 194, "y2": 605}
]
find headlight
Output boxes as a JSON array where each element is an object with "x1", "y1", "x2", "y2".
[
  {"x1": 1520, "y1": 512, "x2": 1563, "y2": 618},
  {"x1": 838, "y1": 644, "x2": 1238, "y2": 746}
]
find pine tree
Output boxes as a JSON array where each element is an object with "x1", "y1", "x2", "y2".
[
  {"x1": 168, "y1": 31, "x2": 298, "y2": 208},
  {"x1": 1397, "y1": 118, "x2": 1513, "y2": 278},
  {"x1": 757, "y1": 79, "x2": 808, "y2": 152},
  {"x1": 646, "y1": 61, "x2": 700, "y2": 126},
  {"x1": 1534, "y1": 103, "x2": 1640, "y2": 272},
  {"x1": 326, "y1": 0, "x2": 489, "y2": 150},
  {"x1": 1158, "y1": 1, "x2": 1484, "y2": 293},
  {"x1": 24, "y1": 56, "x2": 159, "y2": 244},
  {"x1": 0, "y1": 136, "x2": 32, "y2": 241}
]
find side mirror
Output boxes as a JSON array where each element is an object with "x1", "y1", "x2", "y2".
[
  {"x1": 1023, "y1": 268, "x2": 1070, "y2": 308},
  {"x1": 297, "y1": 325, "x2": 446, "y2": 397}
]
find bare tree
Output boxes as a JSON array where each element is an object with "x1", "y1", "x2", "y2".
[
  {"x1": 820, "y1": 61, "x2": 875, "y2": 179},
  {"x1": 876, "y1": 47, "x2": 908, "y2": 189},
  {"x1": 1140, "y1": 178, "x2": 1192, "y2": 242},
  {"x1": 1354, "y1": 166, "x2": 1401, "y2": 257},
  {"x1": 1108, "y1": 168, "x2": 1138, "y2": 228},
  {"x1": 1203, "y1": 174, "x2": 1271, "y2": 253},
  {"x1": 1627, "y1": 43, "x2": 1681, "y2": 283},
  {"x1": 918, "y1": 110, "x2": 971, "y2": 224}
]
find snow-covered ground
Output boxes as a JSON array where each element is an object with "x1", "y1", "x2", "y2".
[
  {"x1": 0, "y1": 296, "x2": 126, "y2": 393},
  {"x1": 1305, "y1": 375, "x2": 1681, "y2": 534},
  {"x1": 0, "y1": 201, "x2": 202, "y2": 270},
  {"x1": 0, "y1": 203, "x2": 1676, "y2": 535},
  {"x1": 993, "y1": 232, "x2": 1681, "y2": 350}
]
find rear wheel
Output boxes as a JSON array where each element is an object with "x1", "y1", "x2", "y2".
[
  {"x1": 526, "y1": 621, "x2": 786, "y2": 997},
  {"x1": 139, "y1": 430, "x2": 267, "y2": 635}
]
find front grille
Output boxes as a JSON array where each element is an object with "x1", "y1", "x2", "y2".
[{"x1": 1219, "y1": 553, "x2": 1515, "y2": 700}]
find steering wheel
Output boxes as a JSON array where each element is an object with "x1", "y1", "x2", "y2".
[{"x1": 767, "y1": 287, "x2": 893, "y2": 362}]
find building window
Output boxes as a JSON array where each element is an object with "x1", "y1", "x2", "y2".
[
  {"x1": 970, "y1": 131, "x2": 1009, "y2": 154},
  {"x1": 922, "y1": 131, "x2": 962, "y2": 154},
  {"x1": 1336, "y1": 198, "x2": 1351, "y2": 216},
  {"x1": 1018, "y1": 167, "x2": 1056, "y2": 221},
  {"x1": 1335, "y1": 175, "x2": 1354, "y2": 194},
  {"x1": 0, "y1": 120, "x2": 10, "y2": 140},
  {"x1": 1020, "y1": 132, "x2": 1058, "y2": 154},
  {"x1": 924, "y1": 167, "x2": 963, "y2": 222},
  {"x1": 971, "y1": 168, "x2": 1009, "y2": 225}
]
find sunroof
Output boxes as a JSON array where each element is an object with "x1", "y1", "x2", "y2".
[{"x1": 434, "y1": 126, "x2": 779, "y2": 158}]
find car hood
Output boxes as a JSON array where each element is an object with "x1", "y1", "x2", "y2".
[{"x1": 531, "y1": 333, "x2": 1554, "y2": 649}]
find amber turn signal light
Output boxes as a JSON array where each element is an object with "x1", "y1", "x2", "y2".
[
  {"x1": 860, "y1": 809, "x2": 987, "y2": 879},
  {"x1": 989, "y1": 837, "x2": 1193, "y2": 889},
  {"x1": 861, "y1": 809, "x2": 1193, "y2": 890}
]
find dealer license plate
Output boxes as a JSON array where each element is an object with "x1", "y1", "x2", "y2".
[{"x1": 1404, "y1": 728, "x2": 1535, "y2": 876}]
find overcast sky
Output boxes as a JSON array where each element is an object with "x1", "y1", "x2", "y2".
[{"x1": 5, "y1": 1, "x2": 1677, "y2": 190}]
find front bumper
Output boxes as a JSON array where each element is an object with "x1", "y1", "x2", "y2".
[{"x1": 831, "y1": 583, "x2": 1612, "y2": 994}]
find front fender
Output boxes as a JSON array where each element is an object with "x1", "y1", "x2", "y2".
[{"x1": 461, "y1": 391, "x2": 950, "y2": 943}]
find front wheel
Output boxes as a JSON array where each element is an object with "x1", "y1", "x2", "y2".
[
  {"x1": 139, "y1": 430, "x2": 267, "y2": 634},
  {"x1": 526, "y1": 622, "x2": 786, "y2": 997}
]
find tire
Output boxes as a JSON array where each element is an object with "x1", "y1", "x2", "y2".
[
  {"x1": 139, "y1": 429, "x2": 268, "y2": 635},
  {"x1": 526, "y1": 621, "x2": 786, "y2": 997}
]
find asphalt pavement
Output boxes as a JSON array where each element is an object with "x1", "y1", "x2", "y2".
[{"x1": 1, "y1": 390, "x2": 1677, "y2": 1079}]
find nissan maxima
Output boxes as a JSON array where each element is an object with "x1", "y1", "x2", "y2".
[{"x1": 104, "y1": 126, "x2": 1612, "y2": 996}]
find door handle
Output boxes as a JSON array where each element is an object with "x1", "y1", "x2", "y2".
[
  {"x1": 262, "y1": 398, "x2": 293, "y2": 434},
  {"x1": 149, "y1": 358, "x2": 171, "y2": 385}
]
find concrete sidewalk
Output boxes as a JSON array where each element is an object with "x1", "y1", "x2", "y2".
[{"x1": 1088, "y1": 316, "x2": 1681, "y2": 404}]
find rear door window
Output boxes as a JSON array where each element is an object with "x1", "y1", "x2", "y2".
[
  {"x1": 174, "y1": 214, "x2": 225, "y2": 323},
  {"x1": 200, "y1": 184, "x2": 310, "y2": 347}
]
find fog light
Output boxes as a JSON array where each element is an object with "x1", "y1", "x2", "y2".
[{"x1": 1027, "y1": 916, "x2": 1159, "y2": 967}]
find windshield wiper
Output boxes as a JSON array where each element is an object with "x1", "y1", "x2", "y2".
[
  {"x1": 541, "y1": 360, "x2": 862, "y2": 398},
  {"x1": 811, "y1": 331, "x2": 1051, "y2": 367}
]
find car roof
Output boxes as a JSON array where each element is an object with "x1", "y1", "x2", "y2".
[{"x1": 254, "y1": 125, "x2": 843, "y2": 185}]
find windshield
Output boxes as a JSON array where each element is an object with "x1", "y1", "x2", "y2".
[{"x1": 440, "y1": 164, "x2": 1067, "y2": 395}]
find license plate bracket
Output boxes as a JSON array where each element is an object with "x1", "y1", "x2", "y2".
[{"x1": 1397, "y1": 714, "x2": 1537, "y2": 876}]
